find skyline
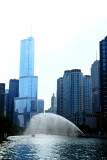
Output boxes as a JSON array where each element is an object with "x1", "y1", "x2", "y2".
[{"x1": 0, "y1": 0, "x2": 107, "y2": 109}]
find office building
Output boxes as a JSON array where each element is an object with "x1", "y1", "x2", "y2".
[
  {"x1": 57, "y1": 77, "x2": 63, "y2": 116},
  {"x1": 83, "y1": 75, "x2": 92, "y2": 113},
  {"x1": 7, "y1": 79, "x2": 19, "y2": 122},
  {"x1": 14, "y1": 37, "x2": 38, "y2": 127},
  {"x1": 38, "y1": 99, "x2": 44, "y2": 113},
  {"x1": 5, "y1": 89, "x2": 9, "y2": 117},
  {"x1": 0, "y1": 83, "x2": 5, "y2": 115},
  {"x1": 99, "y1": 36, "x2": 107, "y2": 129},
  {"x1": 91, "y1": 60, "x2": 100, "y2": 113},
  {"x1": 63, "y1": 69, "x2": 83, "y2": 122}
]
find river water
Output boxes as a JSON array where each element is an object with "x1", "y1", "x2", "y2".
[{"x1": 0, "y1": 134, "x2": 107, "y2": 160}]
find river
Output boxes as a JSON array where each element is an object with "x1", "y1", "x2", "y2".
[{"x1": 0, "y1": 134, "x2": 107, "y2": 160}]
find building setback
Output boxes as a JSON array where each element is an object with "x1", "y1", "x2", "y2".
[{"x1": 14, "y1": 37, "x2": 38, "y2": 127}]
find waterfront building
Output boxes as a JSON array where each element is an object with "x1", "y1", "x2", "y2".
[
  {"x1": 74, "y1": 112, "x2": 97, "y2": 128},
  {"x1": 51, "y1": 93, "x2": 57, "y2": 114},
  {"x1": 14, "y1": 37, "x2": 38, "y2": 127},
  {"x1": 63, "y1": 69, "x2": 83, "y2": 122},
  {"x1": 57, "y1": 69, "x2": 97, "y2": 128},
  {"x1": 91, "y1": 60, "x2": 100, "y2": 113},
  {"x1": 57, "y1": 77, "x2": 63, "y2": 116},
  {"x1": 99, "y1": 36, "x2": 107, "y2": 130},
  {"x1": 7, "y1": 79, "x2": 19, "y2": 122},
  {"x1": 38, "y1": 99, "x2": 44, "y2": 113},
  {"x1": 83, "y1": 75, "x2": 92, "y2": 113},
  {"x1": 0, "y1": 83, "x2": 5, "y2": 115}
]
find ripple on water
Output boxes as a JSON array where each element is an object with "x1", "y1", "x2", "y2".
[{"x1": 0, "y1": 135, "x2": 107, "y2": 160}]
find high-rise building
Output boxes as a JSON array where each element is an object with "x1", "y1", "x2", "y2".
[
  {"x1": 57, "y1": 77, "x2": 63, "y2": 116},
  {"x1": 51, "y1": 93, "x2": 57, "y2": 113},
  {"x1": 91, "y1": 60, "x2": 100, "y2": 113},
  {"x1": 99, "y1": 36, "x2": 107, "y2": 129},
  {"x1": 5, "y1": 89, "x2": 9, "y2": 117},
  {"x1": 57, "y1": 69, "x2": 97, "y2": 128},
  {"x1": 14, "y1": 37, "x2": 38, "y2": 127},
  {"x1": 38, "y1": 99, "x2": 44, "y2": 113},
  {"x1": 7, "y1": 79, "x2": 19, "y2": 122},
  {"x1": 0, "y1": 83, "x2": 5, "y2": 115},
  {"x1": 83, "y1": 75, "x2": 92, "y2": 113},
  {"x1": 62, "y1": 69, "x2": 83, "y2": 122}
]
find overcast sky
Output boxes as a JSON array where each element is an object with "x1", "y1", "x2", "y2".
[{"x1": 0, "y1": 0, "x2": 107, "y2": 109}]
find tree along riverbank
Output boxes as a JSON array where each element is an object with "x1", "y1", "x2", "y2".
[{"x1": 0, "y1": 114, "x2": 24, "y2": 143}]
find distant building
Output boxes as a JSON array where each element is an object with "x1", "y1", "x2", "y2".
[
  {"x1": 7, "y1": 79, "x2": 19, "y2": 122},
  {"x1": 83, "y1": 75, "x2": 92, "y2": 113},
  {"x1": 63, "y1": 69, "x2": 83, "y2": 122},
  {"x1": 57, "y1": 69, "x2": 97, "y2": 128},
  {"x1": 91, "y1": 60, "x2": 100, "y2": 113},
  {"x1": 57, "y1": 69, "x2": 83, "y2": 122},
  {"x1": 14, "y1": 37, "x2": 38, "y2": 127},
  {"x1": 38, "y1": 99, "x2": 44, "y2": 113},
  {"x1": 5, "y1": 89, "x2": 9, "y2": 117},
  {"x1": 57, "y1": 77, "x2": 63, "y2": 116},
  {"x1": 51, "y1": 93, "x2": 57, "y2": 113},
  {"x1": 0, "y1": 83, "x2": 5, "y2": 115},
  {"x1": 45, "y1": 108, "x2": 51, "y2": 113}
]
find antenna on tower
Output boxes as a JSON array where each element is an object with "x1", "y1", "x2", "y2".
[
  {"x1": 96, "y1": 50, "x2": 97, "y2": 60},
  {"x1": 31, "y1": 23, "x2": 32, "y2": 37}
]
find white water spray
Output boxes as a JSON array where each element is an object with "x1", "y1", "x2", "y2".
[{"x1": 24, "y1": 113, "x2": 84, "y2": 136}]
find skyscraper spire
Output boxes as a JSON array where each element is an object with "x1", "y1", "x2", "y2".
[
  {"x1": 96, "y1": 50, "x2": 97, "y2": 60},
  {"x1": 31, "y1": 24, "x2": 32, "y2": 37}
]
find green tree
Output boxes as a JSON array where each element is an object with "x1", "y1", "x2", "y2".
[{"x1": 0, "y1": 114, "x2": 21, "y2": 142}]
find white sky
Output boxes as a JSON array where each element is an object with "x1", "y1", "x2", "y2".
[{"x1": 0, "y1": 0, "x2": 107, "y2": 109}]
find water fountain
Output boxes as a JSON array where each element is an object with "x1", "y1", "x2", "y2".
[{"x1": 24, "y1": 113, "x2": 84, "y2": 136}]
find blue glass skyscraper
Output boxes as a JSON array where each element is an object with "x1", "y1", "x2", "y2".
[
  {"x1": 99, "y1": 36, "x2": 107, "y2": 130},
  {"x1": 14, "y1": 37, "x2": 38, "y2": 127}
]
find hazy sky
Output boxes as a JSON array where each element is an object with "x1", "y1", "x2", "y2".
[{"x1": 0, "y1": 0, "x2": 107, "y2": 109}]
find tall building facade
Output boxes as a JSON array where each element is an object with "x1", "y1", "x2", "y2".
[
  {"x1": 99, "y1": 36, "x2": 107, "y2": 129},
  {"x1": 51, "y1": 93, "x2": 57, "y2": 113},
  {"x1": 7, "y1": 79, "x2": 19, "y2": 122},
  {"x1": 38, "y1": 99, "x2": 44, "y2": 113},
  {"x1": 5, "y1": 89, "x2": 9, "y2": 117},
  {"x1": 14, "y1": 37, "x2": 38, "y2": 127},
  {"x1": 57, "y1": 77, "x2": 63, "y2": 116},
  {"x1": 83, "y1": 75, "x2": 92, "y2": 113},
  {"x1": 0, "y1": 83, "x2": 5, "y2": 115},
  {"x1": 57, "y1": 69, "x2": 83, "y2": 122},
  {"x1": 57, "y1": 69, "x2": 97, "y2": 128},
  {"x1": 91, "y1": 60, "x2": 100, "y2": 113}
]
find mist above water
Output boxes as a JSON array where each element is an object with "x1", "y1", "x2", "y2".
[{"x1": 24, "y1": 113, "x2": 84, "y2": 136}]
